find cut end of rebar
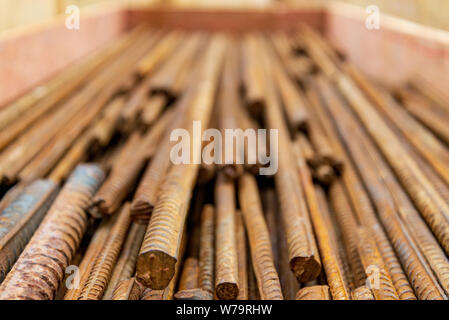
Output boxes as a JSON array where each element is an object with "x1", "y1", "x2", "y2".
[
  {"x1": 130, "y1": 199, "x2": 154, "y2": 218},
  {"x1": 136, "y1": 250, "x2": 176, "y2": 290},
  {"x1": 291, "y1": 256, "x2": 321, "y2": 283},
  {"x1": 216, "y1": 282, "x2": 239, "y2": 300}
]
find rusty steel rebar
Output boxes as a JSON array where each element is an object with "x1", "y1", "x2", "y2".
[
  {"x1": 346, "y1": 64, "x2": 449, "y2": 194},
  {"x1": 140, "y1": 229, "x2": 188, "y2": 300},
  {"x1": 314, "y1": 185, "x2": 354, "y2": 291},
  {"x1": 408, "y1": 74, "x2": 449, "y2": 115},
  {"x1": 63, "y1": 217, "x2": 115, "y2": 300},
  {"x1": 267, "y1": 40, "x2": 309, "y2": 132},
  {"x1": 48, "y1": 96, "x2": 125, "y2": 183},
  {"x1": 198, "y1": 204, "x2": 215, "y2": 299},
  {"x1": 295, "y1": 285, "x2": 330, "y2": 300},
  {"x1": 217, "y1": 45, "x2": 245, "y2": 179},
  {"x1": 0, "y1": 164, "x2": 104, "y2": 300},
  {"x1": 327, "y1": 181, "x2": 366, "y2": 288},
  {"x1": 111, "y1": 278, "x2": 144, "y2": 300},
  {"x1": 103, "y1": 223, "x2": 146, "y2": 300},
  {"x1": 149, "y1": 32, "x2": 206, "y2": 99},
  {"x1": 0, "y1": 180, "x2": 57, "y2": 282},
  {"x1": 317, "y1": 75, "x2": 446, "y2": 300},
  {"x1": 235, "y1": 210, "x2": 249, "y2": 301},
  {"x1": 214, "y1": 172, "x2": 239, "y2": 300},
  {"x1": 0, "y1": 26, "x2": 146, "y2": 151},
  {"x1": 355, "y1": 227, "x2": 399, "y2": 300},
  {"x1": 309, "y1": 34, "x2": 449, "y2": 259},
  {"x1": 260, "y1": 36, "x2": 321, "y2": 283},
  {"x1": 136, "y1": 35, "x2": 227, "y2": 290},
  {"x1": 396, "y1": 87, "x2": 449, "y2": 146},
  {"x1": 351, "y1": 286, "x2": 375, "y2": 300},
  {"x1": 130, "y1": 74, "x2": 199, "y2": 221},
  {"x1": 90, "y1": 109, "x2": 174, "y2": 217},
  {"x1": 238, "y1": 174, "x2": 283, "y2": 300},
  {"x1": 241, "y1": 33, "x2": 266, "y2": 119},
  {"x1": 293, "y1": 141, "x2": 349, "y2": 300},
  {"x1": 136, "y1": 31, "x2": 183, "y2": 78},
  {"x1": 264, "y1": 189, "x2": 299, "y2": 300},
  {"x1": 78, "y1": 203, "x2": 132, "y2": 300},
  {"x1": 311, "y1": 75, "x2": 416, "y2": 300},
  {"x1": 140, "y1": 95, "x2": 168, "y2": 128},
  {"x1": 0, "y1": 31, "x2": 156, "y2": 184}
]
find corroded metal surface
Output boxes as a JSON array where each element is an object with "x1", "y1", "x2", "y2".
[
  {"x1": 0, "y1": 164, "x2": 104, "y2": 300},
  {"x1": 78, "y1": 203, "x2": 132, "y2": 300},
  {"x1": 0, "y1": 180, "x2": 57, "y2": 282},
  {"x1": 296, "y1": 285, "x2": 330, "y2": 300},
  {"x1": 214, "y1": 172, "x2": 239, "y2": 300},
  {"x1": 136, "y1": 35, "x2": 227, "y2": 291},
  {"x1": 238, "y1": 174, "x2": 283, "y2": 300}
]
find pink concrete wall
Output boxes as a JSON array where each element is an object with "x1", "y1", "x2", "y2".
[{"x1": 0, "y1": 6, "x2": 127, "y2": 108}]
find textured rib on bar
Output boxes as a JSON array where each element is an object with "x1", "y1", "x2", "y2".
[
  {"x1": 64, "y1": 217, "x2": 114, "y2": 300},
  {"x1": 136, "y1": 35, "x2": 227, "y2": 290},
  {"x1": 214, "y1": 172, "x2": 239, "y2": 300},
  {"x1": 78, "y1": 203, "x2": 132, "y2": 300},
  {"x1": 312, "y1": 75, "x2": 415, "y2": 300},
  {"x1": 103, "y1": 223, "x2": 146, "y2": 300},
  {"x1": 318, "y1": 75, "x2": 445, "y2": 300},
  {"x1": 338, "y1": 69, "x2": 449, "y2": 258},
  {"x1": 293, "y1": 142, "x2": 350, "y2": 300},
  {"x1": 198, "y1": 205, "x2": 215, "y2": 299},
  {"x1": 296, "y1": 285, "x2": 330, "y2": 300},
  {"x1": 236, "y1": 210, "x2": 248, "y2": 300},
  {"x1": 238, "y1": 174, "x2": 283, "y2": 300},
  {"x1": 328, "y1": 181, "x2": 366, "y2": 288},
  {"x1": 111, "y1": 278, "x2": 144, "y2": 300},
  {"x1": 0, "y1": 164, "x2": 104, "y2": 300},
  {"x1": 260, "y1": 36, "x2": 321, "y2": 283},
  {"x1": 0, "y1": 180, "x2": 57, "y2": 282},
  {"x1": 356, "y1": 227, "x2": 399, "y2": 300}
]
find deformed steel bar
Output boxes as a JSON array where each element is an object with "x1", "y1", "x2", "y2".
[
  {"x1": 103, "y1": 223, "x2": 146, "y2": 300},
  {"x1": 312, "y1": 75, "x2": 415, "y2": 300},
  {"x1": 217, "y1": 45, "x2": 245, "y2": 179},
  {"x1": 111, "y1": 277, "x2": 144, "y2": 300},
  {"x1": 214, "y1": 172, "x2": 239, "y2": 300},
  {"x1": 0, "y1": 164, "x2": 104, "y2": 300},
  {"x1": 238, "y1": 173, "x2": 283, "y2": 300},
  {"x1": 235, "y1": 209, "x2": 248, "y2": 300},
  {"x1": 267, "y1": 39, "x2": 309, "y2": 132},
  {"x1": 295, "y1": 285, "x2": 330, "y2": 300},
  {"x1": 319, "y1": 76, "x2": 445, "y2": 300},
  {"x1": 78, "y1": 203, "x2": 132, "y2": 300},
  {"x1": 130, "y1": 73, "x2": 199, "y2": 221},
  {"x1": 64, "y1": 217, "x2": 115, "y2": 300},
  {"x1": 351, "y1": 286, "x2": 375, "y2": 300},
  {"x1": 355, "y1": 227, "x2": 399, "y2": 300},
  {"x1": 0, "y1": 25, "x2": 146, "y2": 146},
  {"x1": 260, "y1": 36, "x2": 321, "y2": 283},
  {"x1": 0, "y1": 180, "x2": 57, "y2": 282},
  {"x1": 346, "y1": 64, "x2": 449, "y2": 193},
  {"x1": 327, "y1": 181, "x2": 366, "y2": 289},
  {"x1": 396, "y1": 87, "x2": 449, "y2": 146},
  {"x1": 136, "y1": 35, "x2": 227, "y2": 290},
  {"x1": 293, "y1": 141, "x2": 350, "y2": 300},
  {"x1": 198, "y1": 204, "x2": 215, "y2": 299}
]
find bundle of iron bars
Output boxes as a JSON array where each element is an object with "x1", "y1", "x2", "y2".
[{"x1": 0, "y1": 23, "x2": 449, "y2": 300}]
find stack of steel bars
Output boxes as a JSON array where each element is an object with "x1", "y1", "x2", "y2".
[{"x1": 0, "y1": 23, "x2": 449, "y2": 300}]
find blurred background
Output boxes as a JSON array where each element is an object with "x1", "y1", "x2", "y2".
[{"x1": 1, "y1": 0, "x2": 448, "y2": 33}]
